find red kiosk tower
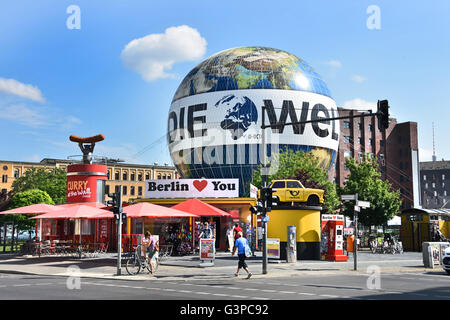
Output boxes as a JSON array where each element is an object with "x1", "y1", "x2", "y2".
[
  {"x1": 66, "y1": 134, "x2": 108, "y2": 204},
  {"x1": 320, "y1": 214, "x2": 348, "y2": 261}
]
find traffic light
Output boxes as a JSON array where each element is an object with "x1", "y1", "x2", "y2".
[
  {"x1": 250, "y1": 205, "x2": 263, "y2": 215},
  {"x1": 107, "y1": 192, "x2": 123, "y2": 220},
  {"x1": 377, "y1": 100, "x2": 389, "y2": 131},
  {"x1": 261, "y1": 187, "x2": 274, "y2": 210},
  {"x1": 107, "y1": 192, "x2": 120, "y2": 208}
]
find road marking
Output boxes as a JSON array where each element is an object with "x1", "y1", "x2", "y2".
[
  {"x1": 178, "y1": 290, "x2": 192, "y2": 293},
  {"x1": 297, "y1": 292, "x2": 315, "y2": 296},
  {"x1": 261, "y1": 289, "x2": 276, "y2": 293},
  {"x1": 280, "y1": 291, "x2": 296, "y2": 294},
  {"x1": 196, "y1": 292, "x2": 209, "y2": 295},
  {"x1": 244, "y1": 288, "x2": 258, "y2": 291},
  {"x1": 212, "y1": 293, "x2": 228, "y2": 297},
  {"x1": 231, "y1": 295, "x2": 248, "y2": 298},
  {"x1": 13, "y1": 284, "x2": 31, "y2": 287},
  {"x1": 252, "y1": 297, "x2": 270, "y2": 300},
  {"x1": 319, "y1": 294, "x2": 339, "y2": 298}
]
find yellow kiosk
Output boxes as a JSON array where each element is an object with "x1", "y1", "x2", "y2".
[
  {"x1": 400, "y1": 208, "x2": 450, "y2": 251},
  {"x1": 266, "y1": 205, "x2": 322, "y2": 260}
]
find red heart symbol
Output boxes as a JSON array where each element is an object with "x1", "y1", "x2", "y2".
[{"x1": 193, "y1": 180, "x2": 208, "y2": 192}]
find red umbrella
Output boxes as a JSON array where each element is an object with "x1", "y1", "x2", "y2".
[
  {"x1": 57, "y1": 202, "x2": 109, "y2": 209},
  {"x1": 122, "y1": 202, "x2": 199, "y2": 218},
  {"x1": 171, "y1": 198, "x2": 231, "y2": 217},
  {"x1": 0, "y1": 203, "x2": 63, "y2": 215},
  {"x1": 30, "y1": 205, "x2": 112, "y2": 219}
]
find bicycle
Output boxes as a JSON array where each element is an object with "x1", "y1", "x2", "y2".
[{"x1": 125, "y1": 244, "x2": 159, "y2": 275}]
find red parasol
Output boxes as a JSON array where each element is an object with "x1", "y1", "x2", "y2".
[
  {"x1": 30, "y1": 205, "x2": 112, "y2": 219},
  {"x1": 121, "y1": 202, "x2": 199, "y2": 218},
  {"x1": 171, "y1": 198, "x2": 231, "y2": 217},
  {"x1": 0, "y1": 203, "x2": 63, "y2": 215}
]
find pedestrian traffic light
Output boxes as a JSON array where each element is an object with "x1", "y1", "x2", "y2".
[{"x1": 377, "y1": 100, "x2": 390, "y2": 131}]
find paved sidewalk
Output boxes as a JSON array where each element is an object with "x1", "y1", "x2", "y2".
[{"x1": 0, "y1": 251, "x2": 441, "y2": 281}]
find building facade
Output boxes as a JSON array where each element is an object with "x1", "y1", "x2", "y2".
[
  {"x1": 0, "y1": 158, "x2": 177, "y2": 203},
  {"x1": 420, "y1": 160, "x2": 450, "y2": 209},
  {"x1": 335, "y1": 107, "x2": 420, "y2": 209}
]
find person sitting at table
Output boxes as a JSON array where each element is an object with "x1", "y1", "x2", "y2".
[{"x1": 142, "y1": 231, "x2": 158, "y2": 274}]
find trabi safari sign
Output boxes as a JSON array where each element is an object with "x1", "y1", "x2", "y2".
[{"x1": 145, "y1": 179, "x2": 239, "y2": 198}]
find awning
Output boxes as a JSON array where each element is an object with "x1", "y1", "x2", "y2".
[
  {"x1": 171, "y1": 198, "x2": 231, "y2": 217},
  {"x1": 0, "y1": 203, "x2": 63, "y2": 215},
  {"x1": 122, "y1": 202, "x2": 199, "y2": 218}
]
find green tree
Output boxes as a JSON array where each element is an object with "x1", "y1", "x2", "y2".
[
  {"x1": 1, "y1": 189, "x2": 54, "y2": 244},
  {"x1": 339, "y1": 156, "x2": 401, "y2": 229},
  {"x1": 251, "y1": 149, "x2": 340, "y2": 213},
  {"x1": 11, "y1": 167, "x2": 67, "y2": 204}
]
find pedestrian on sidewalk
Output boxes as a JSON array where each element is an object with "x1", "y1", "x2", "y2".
[
  {"x1": 232, "y1": 223, "x2": 242, "y2": 253},
  {"x1": 142, "y1": 231, "x2": 158, "y2": 274},
  {"x1": 232, "y1": 231, "x2": 252, "y2": 279},
  {"x1": 199, "y1": 222, "x2": 213, "y2": 239}
]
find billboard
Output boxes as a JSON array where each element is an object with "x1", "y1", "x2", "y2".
[{"x1": 145, "y1": 179, "x2": 239, "y2": 198}]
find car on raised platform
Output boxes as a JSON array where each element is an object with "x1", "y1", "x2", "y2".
[{"x1": 258, "y1": 179, "x2": 324, "y2": 206}]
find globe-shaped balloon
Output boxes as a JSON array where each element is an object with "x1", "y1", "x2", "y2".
[{"x1": 167, "y1": 46, "x2": 340, "y2": 196}]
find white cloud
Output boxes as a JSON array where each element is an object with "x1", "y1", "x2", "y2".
[
  {"x1": 121, "y1": 25, "x2": 207, "y2": 81},
  {"x1": 351, "y1": 75, "x2": 367, "y2": 83},
  {"x1": 327, "y1": 60, "x2": 342, "y2": 68},
  {"x1": 342, "y1": 98, "x2": 377, "y2": 112},
  {"x1": 0, "y1": 103, "x2": 48, "y2": 127},
  {"x1": 0, "y1": 78, "x2": 45, "y2": 103}
]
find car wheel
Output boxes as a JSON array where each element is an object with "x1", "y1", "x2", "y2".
[
  {"x1": 307, "y1": 195, "x2": 319, "y2": 206},
  {"x1": 446, "y1": 270, "x2": 450, "y2": 275}
]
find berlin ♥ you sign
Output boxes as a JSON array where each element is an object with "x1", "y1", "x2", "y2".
[{"x1": 145, "y1": 179, "x2": 239, "y2": 198}]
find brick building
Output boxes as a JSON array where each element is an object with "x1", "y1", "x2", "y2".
[
  {"x1": 420, "y1": 160, "x2": 450, "y2": 209},
  {"x1": 335, "y1": 107, "x2": 420, "y2": 209}
]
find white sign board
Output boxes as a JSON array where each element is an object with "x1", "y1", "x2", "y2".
[
  {"x1": 357, "y1": 200, "x2": 370, "y2": 208},
  {"x1": 341, "y1": 194, "x2": 356, "y2": 201},
  {"x1": 321, "y1": 214, "x2": 344, "y2": 221},
  {"x1": 145, "y1": 179, "x2": 239, "y2": 198},
  {"x1": 250, "y1": 184, "x2": 258, "y2": 199}
]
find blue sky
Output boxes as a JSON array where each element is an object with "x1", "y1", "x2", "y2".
[{"x1": 1, "y1": 0, "x2": 449, "y2": 165}]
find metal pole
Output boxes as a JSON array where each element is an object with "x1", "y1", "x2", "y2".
[
  {"x1": 354, "y1": 193, "x2": 358, "y2": 271},
  {"x1": 261, "y1": 105, "x2": 268, "y2": 275},
  {"x1": 117, "y1": 191, "x2": 123, "y2": 276}
]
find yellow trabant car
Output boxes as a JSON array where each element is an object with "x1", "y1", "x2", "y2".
[{"x1": 258, "y1": 179, "x2": 324, "y2": 206}]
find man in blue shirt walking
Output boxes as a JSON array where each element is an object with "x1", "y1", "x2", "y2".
[{"x1": 232, "y1": 231, "x2": 252, "y2": 279}]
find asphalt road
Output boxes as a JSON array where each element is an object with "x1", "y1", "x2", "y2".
[{"x1": 0, "y1": 269, "x2": 449, "y2": 301}]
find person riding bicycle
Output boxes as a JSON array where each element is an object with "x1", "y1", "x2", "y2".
[
  {"x1": 384, "y1": 233, "x2": 394, "y2": 246},
  {"x1": 142, "y1": 231, "x2": 158, "y2": 274}
]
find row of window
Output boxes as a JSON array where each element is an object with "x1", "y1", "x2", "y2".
[
  {"x1": 425, "y1": 190, "x2": 448, "y2": 197},
  {"x1": 424, "y1": 182, "x2": 446, "y2": 189},
  {"x1": 423, "y1": 174, "x2": 446, "y2": 181},
  {"x1": 105, "y1": 184, "x2": 143, "y2": 197},
  {"x1": 343, "y1": 122, "x2": 375, "y2": 131},
  {"x1": 109, "y1": 171, "x2": 173, "y2": 181},
  {"x1": 343, "y1": 136, "x2": 382, "y2": 147}
]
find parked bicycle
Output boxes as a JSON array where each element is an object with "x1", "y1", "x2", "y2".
[{"x1": 125, "y1": 244, "x2": 159, "y2": 275}]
